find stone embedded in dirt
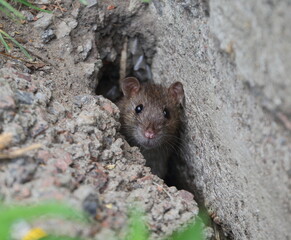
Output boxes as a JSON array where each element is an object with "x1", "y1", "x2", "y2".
[
  {"x1": 77, "y1": 110, "x2": 97, "y2": 126},
  {"x1": 88, "y1": 140, "x2": 101, "y2": 158},
  {"x1": 14, "y1": 185, "x2": 32, "y2": 200},
  {"x1": 178, "y1": 189, "x2": 195, "y2": 202},
  {"x1": 134, "y1": 55, "x2": 147, "y2": 71},
  {"x1": 35, "y1": 92, "x2": 48, "y2": 105},
  {"x1": 86, "y1": 168, "x2": 109, "y2": 192},
  {"x1": 79, "y1": 62, "x2": 97, "y2": 78},
  {"x1": 21, "y1": 10, "x2": 34, "y2": 22},
  {"x1": 106, "y1": 48, "x2": 117, "y2": 62},
  {"x1": 41, "y1": 29, "x2": 56, "y2": 43},
  {"x1": 36, "y1": 150, "x2": 53, "y2": 164},
  {"x1": 54, "y1": 152, "x2": 73, "y2": 172},
  {"x1": 129, "y1": 37, "x2": 141, "y2": 56},
  {"x1": 78, "y1": 39, "x2": 93, "y2": 61},
  {"x1": 15, "y1": 90, "x2": 34, "y2": 105},
  {"x1": 0, "y1": 95, "x2": 16, "y2": 110},
  {"x1": 128, "y1": 37, "x2": 153, "y2": 82},
  {"x1": 31, "y1": 121, "x2": 48, "y2": 137},
  {"x1": 56, "y1": 19, "x2": 78, "y2": 38},
  {"x1": 73, "y1": 95, "x2": 94, "y2": 108},
  {"x1": 4, "y1": 123, "x2": 26, "y2": 144},
  {"x1": 34, "y1": 12, "x2": 54, "y2": 30},
  {"x1": 82, "y1": 193, "x2": 102, "y2": 217},
  {"x1": 48, "y1": 101, "x2": 66, "y2": 118},
  {"x1": 5, "y1": 158, "x2": 37, "y2": 186},
  {"x1": 86, "y1": 0, "x2": 98, "y2": 8}
]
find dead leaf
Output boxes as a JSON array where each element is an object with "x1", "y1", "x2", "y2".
[
  {"x1": 15, "y1": 37, "x2": 27, "y2": 44},
  {"x1": 107, "y1": 5, "x2": 116, "y2": 10},
  {"x1": 105, "y1": 204, "x2": 113, "y2": 209},
  {"x1": 25, "y1": 62, "x2": 46, "y2": 70},
  {"x1": 105, "y1": 164, "x2": 116, "y2": 170}
]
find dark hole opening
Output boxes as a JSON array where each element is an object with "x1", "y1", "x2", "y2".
[
  {"x1": 95, "y1": 36, "x2": 154, "y2": 102},
  {"x1": 95, "y1": 36, "x2": 185, "y2": 188},
  {"x1": 95, "y1": 61, "x2": 122, "y2": 102}
]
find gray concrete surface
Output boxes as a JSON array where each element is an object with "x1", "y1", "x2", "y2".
[{"x1": 147, "y1": 0, "x2": 291, "y2": 239}]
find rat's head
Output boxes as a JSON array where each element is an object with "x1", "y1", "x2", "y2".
[{"x1": 119, "y1": 77, "x2": 184, "y2": 150}]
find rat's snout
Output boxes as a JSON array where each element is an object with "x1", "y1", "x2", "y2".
[{"x1": 144, "y1": 128, "x2": 155, "y2": 139}]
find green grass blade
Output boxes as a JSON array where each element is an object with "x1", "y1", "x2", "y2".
[
  {"x1": 0, "y1": 32, "x2": 11, "y2": 52},
  {"x1": 0, "y1": 5, "x2": 14, "y2": 18},
  {"x1": 13, "y1": 0, "x2": 52, "y2": 13},
  {"x1": 0, "y1": 0, "x2": 24, "y2": 18},
  {"x1": 0, "y1": 29, "x2": 32, "y2": 60}
]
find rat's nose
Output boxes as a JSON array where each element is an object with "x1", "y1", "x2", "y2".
[{"x1": 144, "y1": 129, "x2": 155, "y2": 139}]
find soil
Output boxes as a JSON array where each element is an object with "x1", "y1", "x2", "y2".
[{"x1": 0, "y1": 1, "x2": 203, "y2": 239}]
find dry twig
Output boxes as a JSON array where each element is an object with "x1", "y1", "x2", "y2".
[{"x1": 0, "y1": 133, "x2": 42, "y2": 159}]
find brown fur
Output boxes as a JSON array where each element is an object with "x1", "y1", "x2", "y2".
[{"x1": 117, "y1": 78, "x2": 184, "y2": 178}]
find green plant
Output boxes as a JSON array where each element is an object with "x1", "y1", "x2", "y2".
[
  {"x1": 0, "y1": 200, "x2": 206, "y2": 240},
  {"x1": 0, "y1": 0, "x2": 89, "y2": 60},
  {"x1": 0, "y1": 202, "x2": 87, "y2": 240},
  {"x1": 126, "y1": 208, "x2": 149, "y2": 240},
  {"x1": 168, "y1": 217, "x2": 204, "y2": 240},
  {"x1": 0, "y1": 29, "x2": 33, "y2": 60},
  {"x1": 0, "y1": 0, "x2": 51, "y2": 19},
  {"x1": 0, "y1": 0, "x2": 52, "y2": 61}
]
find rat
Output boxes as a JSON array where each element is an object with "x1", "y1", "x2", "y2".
[{"x1": 117, "y1": 77, "x2": 185, "y2": 179}]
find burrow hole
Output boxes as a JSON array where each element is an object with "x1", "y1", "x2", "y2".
[
  {"x1": 95, "y1": 17, "x2": 186, "y2": 189},
  {"x1": 93, "y1": 10, "x2": 228, "y2": 240}
]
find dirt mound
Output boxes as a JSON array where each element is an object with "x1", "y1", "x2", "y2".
[{"x1": 0, "y1": 1, "x2": 199, "y2": 239}]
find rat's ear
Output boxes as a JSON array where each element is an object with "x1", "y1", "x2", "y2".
[
  {"x1": 169, "y1": 82, "x2": 185, "y2": 105},
  {"x1": 120, "y1": 77, "x2": 141, "y2": 97}
]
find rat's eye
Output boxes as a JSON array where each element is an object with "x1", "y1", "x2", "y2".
[
  {"x1": 135, "y1": 104, "x2": 143, "y2": 114},
  {"x1": 163, "y1": 108, "x2": 170, "y2": 119}
]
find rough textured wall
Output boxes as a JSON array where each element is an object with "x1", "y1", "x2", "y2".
[{"x1": 147, "y1": 0, "x2": 291, "y2": 239}]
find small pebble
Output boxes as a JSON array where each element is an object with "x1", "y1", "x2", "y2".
[
  {"x1": 82, "y1": 193, "x2": 101, "y2": 216},
  {"x1": 15, "y1": 90, "x2": 34, "y2": 105},
  {"x1": 41, "y1": 29, "x2": 56, "y2": 43}
]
